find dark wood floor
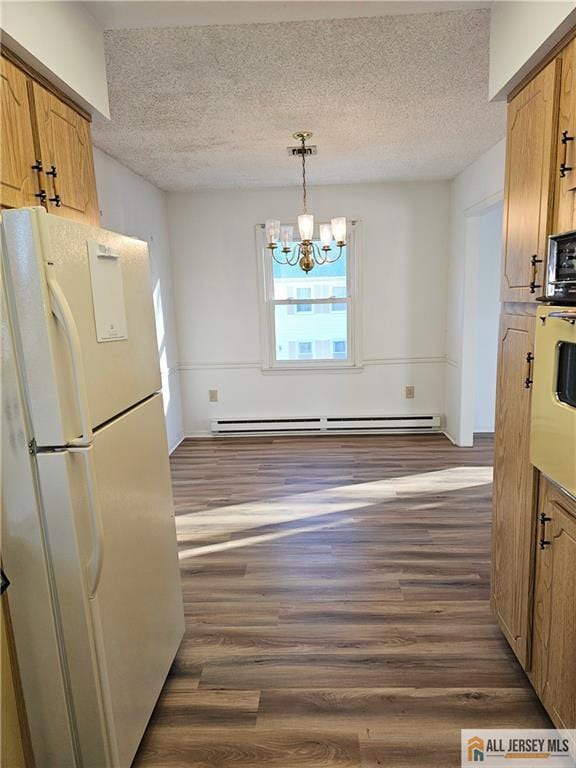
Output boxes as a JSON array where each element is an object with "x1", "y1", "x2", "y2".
[{"x1": 134, "y1": 434, "x2": 549, "y2": 768}]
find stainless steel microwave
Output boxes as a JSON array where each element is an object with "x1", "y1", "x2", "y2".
[
  {"x1": 530, "y1": 305, "x2": 576, "y2": 498},
  {"x1": 540, "y1": 231, "x2": 576, "y2": 304}
]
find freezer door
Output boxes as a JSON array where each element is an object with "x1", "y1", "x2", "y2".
[
  {"x1": 2, "y1": 207, "x2": 161, "y2": 446},
  {"x1": 36, "y1": 394, "x2": 184, "y2": 768}
]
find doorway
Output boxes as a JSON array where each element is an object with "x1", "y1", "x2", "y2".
[{"x1": 473, "y1": 203, "x2": 503, "y2": 434}]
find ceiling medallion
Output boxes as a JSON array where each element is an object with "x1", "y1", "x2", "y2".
[{"x1": 265, "y1": 132, "x2": 346, "y2": 274}]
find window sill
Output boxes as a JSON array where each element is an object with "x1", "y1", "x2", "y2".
[{"x1": 261, "y1": 362, "x2": 364, "y2": 375}]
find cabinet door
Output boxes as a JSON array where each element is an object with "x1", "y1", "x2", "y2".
[
  {"x1": 502, "y1": 58, "x2": 561, "y2": 302},
  {"x1": 532, "y1": 479, "x2": 576, "y2": 730},
  {"x1": 0, "y1": 56, "x2": 40, "y2": 209},
  {"x1": 491, "y1": 313, "x2": 537, "y2": 668},
  {"x1": 555, "y1": 38, "x2": 576, "y2": 233},
  {"x1": 31, "y1": 81, "x2": 99, "y2": 226}
]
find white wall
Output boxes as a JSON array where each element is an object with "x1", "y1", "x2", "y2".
[
  {"x1": 446, "y1": 138, "x2": 505, "y2": 445},
  {"x1": 167, "y1": 182, "x2": 451, "y2": 436},
  {"x1": 489, "y1": 1, "x2": 576, "y2": 100},
  {"x1": 93, "y1": 148, "x2": 184, "y2": 451},
  {"x1": 474, "y1": 204, "x2": 502, "y2": 433},
  {"x1": 0, "y1": 1, "x2": 109, "y2": 118}
]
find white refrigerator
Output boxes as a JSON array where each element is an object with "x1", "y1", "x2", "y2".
[{"x1": 1, "y1": 207, "x2": 185, "y2": 768}]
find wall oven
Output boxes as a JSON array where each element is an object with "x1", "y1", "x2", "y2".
[{"x1": 531, "y1": 305, "x2": 576, "y2": 498}]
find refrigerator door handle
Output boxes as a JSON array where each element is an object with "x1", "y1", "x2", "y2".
[
  {"x1": 47, "y1": 275, "x2": 93, "y2": 447},
  {"x1": 68, "y1": 446, "x2": 104, "y2": 598}
]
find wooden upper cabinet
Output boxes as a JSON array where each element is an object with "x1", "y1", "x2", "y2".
[
  {"x1": 532, "y1": 478, "x2": 576, "y2": 729},
  {"x1": 0, "y1": 56, "x2": 40, "y2": 209},
  {"x1": 554, "y1": 38, "x2": 576, "y2": 233},
  {"x1": 491, "y1": 313, "x2": 537, "y2": 669},
  {"x1": 502, "y1": 58, "x2": 561, "y2": 302},
  {"x1": 31, "y1": 81, "x2": 99, "y2": 226}
]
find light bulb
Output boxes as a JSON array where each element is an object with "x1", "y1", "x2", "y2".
[
  {"x1": 331, "y1": 217, "x2": 347, "y2": 244},
  {"x1": 320, "y1": 223, "x2": 332, "y2": 248},
  {"x1": 280, "y1": 225, "x2": 294, "y2": 248},
  {"x1": 298, "y1": 214, "x2": 314, "y2": 241},
  {"x1": 265, "y1": 219, "x2": 280, "y2": 245}
]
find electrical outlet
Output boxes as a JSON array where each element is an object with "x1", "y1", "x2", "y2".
[
  {"x1": 209, "y1": 389, "x2": 218, "y2": 403},
  {"x1": 405, "y1": 385, "x2": 415, "y2": 400}
]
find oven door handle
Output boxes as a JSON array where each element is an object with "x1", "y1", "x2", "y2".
[{"x1": 547, "y1": 311, "x2": 576, "y2": 324}]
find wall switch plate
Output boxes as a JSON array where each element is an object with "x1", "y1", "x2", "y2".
[
  {"x1": 405, "y1": 385, "x2": 415, "y2": 399},
  {"x1": 209, "y1": 389, "x2": 218, "y2": 402}
]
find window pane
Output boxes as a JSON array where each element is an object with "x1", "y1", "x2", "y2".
[
  {"x1": 274, "y1": 303, "x2": 348, "y2": 361},
  {"x1": 272, "y1": 242, "x2": 347, "y2": 300}
]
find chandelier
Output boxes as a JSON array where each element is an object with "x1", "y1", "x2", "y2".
[{"x1": 265, "y1": 132, "x2": 346, "y2": 274}]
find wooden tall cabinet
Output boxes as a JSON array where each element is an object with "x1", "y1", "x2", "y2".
[
  {"x1": 0, "y1": 51, "x2": 99, "y2": 226},
  {"x1": 491, "y1": 313, "x2": 537, "y2": 668},
  {"x1": 0, "y1": 57, "x2": 40, "y2": 209},
  {"x1": 532, "y1": 479, "x2": 576, "y2": 729},
  {"x1": 492, "y1": 29, "x2": 576, "y2": 733},
  {"x1": 501, "y1": 59, "x2": 560, "y2": 302}
]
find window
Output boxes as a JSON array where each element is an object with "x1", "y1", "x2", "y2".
[{"x1": 259, "y1": 225, "x2": 357, "y2": 368}]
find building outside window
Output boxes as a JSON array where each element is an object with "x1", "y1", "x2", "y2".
[
  {"x1": 259, "y1": 223, "x2": 358, "y2": 368},
  {"x1": 295, "y1": 287, "x2": 312, "y2": 312},
  {"x1": 332, "y1": 340, "x2": 347, "y2": 359}
]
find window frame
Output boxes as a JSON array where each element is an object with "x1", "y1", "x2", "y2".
[{"x1": 257, "y1": 220, "x2": 361, "y2": 372}]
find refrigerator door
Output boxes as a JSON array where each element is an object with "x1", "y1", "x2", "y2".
[
  {"x1": 2, "y1": 260, "x2": 78, "y2": 767},
  {"x1": 2, "y1": 207, "x2": 161, "y2": 446},
  {"x1": 36, "y1": 393, "x2": 184, "y2": 768}
]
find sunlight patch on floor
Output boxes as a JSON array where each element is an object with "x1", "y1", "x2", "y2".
[
  {"x1": 176, "y1": 466, "x2": 493, "y2": 557},
  {"x1": 178, "y1": 516, "x2": 356, "y2": 560}
]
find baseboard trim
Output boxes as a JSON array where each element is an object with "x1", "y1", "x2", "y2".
[
  {"x1": 169, "y1": 434, "x2": 185, "y2": 453},
  {"x1": 182, "y1": 429, "x2": 450, "y2": 441},
  {"x1": 442, "y1": 430, "x2": 458, "y2": 446}
]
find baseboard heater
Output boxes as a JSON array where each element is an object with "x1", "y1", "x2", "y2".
[{"x1": 211, "y1": 415, "x2": 442, "y2": 435}]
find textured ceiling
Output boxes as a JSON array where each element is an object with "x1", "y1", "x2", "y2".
[{"x1": 92, "y1": 7, "x2": 506, "y2": 191}]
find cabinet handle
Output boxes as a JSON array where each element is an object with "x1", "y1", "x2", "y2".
[
  {"x1": 45, "y1": 164, "x2": 62, "y2": 208},
  {"x1": 560, "y1": 130, "x2": 574, "y2": 177},
  {"x1": 529, "y1": 254, "x2": 543, "y2": 294},
  {"x1": 524, "y1": 352, "x2": 534, "y2": 389},
  {"x1": 539, "y1": 511, "x2": 552, "y2": 549},
  {"x1": 31, "y1": 161, "x2": 46, "y2": 205}
]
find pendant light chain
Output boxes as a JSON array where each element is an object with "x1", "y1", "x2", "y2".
[{"x1": 301, "y1": 135, "x2": 307, "y2": 214}]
